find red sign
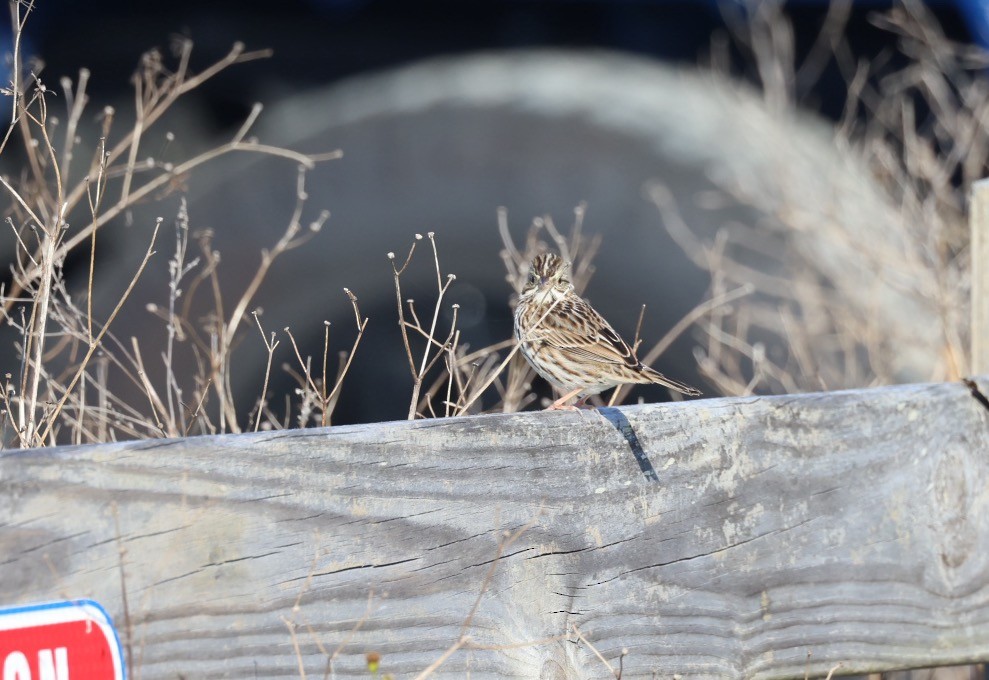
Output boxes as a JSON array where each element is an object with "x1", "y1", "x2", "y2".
[{"x1": 0, "y1": 600, "x2": 124, "y2": 680}]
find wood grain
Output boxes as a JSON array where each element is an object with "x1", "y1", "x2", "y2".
[
  {"x1": 3, "y1": 378, "x2": 989, "y2": 679},
  {"x1": 972, "y1": 179, "x2": 989, "y2": 374}
]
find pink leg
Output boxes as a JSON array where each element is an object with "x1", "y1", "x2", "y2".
[{"x1": 546, "y1": 387, "x2": 584, "y2": 411}]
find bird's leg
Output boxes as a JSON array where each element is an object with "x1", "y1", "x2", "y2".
[{"x1": 546, "y1": 387, "x2": 585, "y2": 411}]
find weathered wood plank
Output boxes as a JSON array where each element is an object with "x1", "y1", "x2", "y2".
[
  {"x1": 2, "y1": 379, "x2": 989, "y2": 679},
  {"x1": 972, "y1": 179, "x2": 989, "y2": 374}
]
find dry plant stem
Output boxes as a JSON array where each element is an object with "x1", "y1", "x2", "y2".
[
  {"x1": 0, "y1": 10, "x2": 344, "y2": 444},
  {"x1": 391, "y1": 513, "x2": 543, "y2": 679},
  {"x1": 112, "y1": 503, "x2": 134, "y2": 675},
  {"x1": 86, "y1": 137, "x2": 109, "y2": 343},
  {"x1": 5, "y1": 219, "x2": 36, "y2": 268},
  {"x1": 0, "y1": 374, "x2": 28, "y2": 448},
  {"x1": 325, "y1": 592, "x2": 375, "y2": 673},
  {"x1": 308, "y1": 589, "x2": 377, "y2": 680},
  {"x1": 412, "y1": 235, "x2": 456, "y2": 419},
  {"x1": 418, "y1": 237, "x2": 452, "y2": 375},
  {"x1": 608, "y1": 284, "x2": 754, "y2": 406},
  {"x1": 319, "y1": 325, "x2": 336, "y2": 426},
  {"x1": 37, "y1": 219, "x2": 162, "y2": 445},
  {"x1": 25, "y1": 228, "x2": 58, "y2": 441},
  {"x1": 283, "y1": 555, "x2": 376, "y2": 680},
  {"x1": 631, "y1": 304, "x2": 646, "y2": 354},
  {"x1": 183, "y1": 379, "x2": 212, "y2": 437},
  {"x1": 26, "y1": 189, "x2": 64, "y2": 443},
  {"x1": 16, "y1": 306, "x2": 30, "y2": 431},
  {"x1": 17, "y1": 93, "x2": 55, "y2": 220},
  {"x1": 324, "y1": 289, "x2": 368, "y2": 422},
  {"x1": 0, "y1": 1, "x2": 29, "y2": 158},
  {"x1": 68, "y1": 41, "x2": 267, "y2": 211},
  {"x1": 456, "y1": 340, "x2": 522, "y2": 414},
  {"x1": 321, "y1": 323, "x2": 329, "y2": 408},
  {"x1": 390, "y1": 237, "x2": 422, "y2": 378},
  {"x1": 572, "y1": 624, "x2": 618, "y2": 678},
  {"x1": 7, "y1": 85, "x2": 69, "y2": 442},
  {"x1": 214, "y1": 167, "x2": 326, "y2": 432},
  {"x1": 233, "y1": 102, "x2": 264, "y2": 145},
  {"x1": 95, "y1": 355, "x2": 109, "y2": 441},
  {"x1": 281, "y1": 290, "x2": 365, "y2": 428},
  {"x1": 45, "y1": 142, "x2": 341, "y2": 290},
  {"x1": 389, "y1": 233, "x2": 460, "y2": 419},
  {"x1": 222, "y1": 166, "x2": 313, "y2": 348},
  {"x1": 407, "y1": 302, "x2": 459, "y2": 415},
  {"x1": 130, "y1": 337, "x2": 167, "y2": 436},
  {"x1": 120, "y1": 65, "x2": 145, "y2": 207},
  {"x1": 291, "y1": 549, "x2": 321, "y2": 613},
  {"x1": 163, "y1": 200, "x2": 197, "y2": 429},
  {"x1": 444, "y1": 338, "x2": 458, "y2": 417},
  {"x1": 281, "y1": 616, "x2": 307, "y2": 680},
  {"x1": 0, "y1": 174, "x2": 44, "y2": 227},
  {"x1": 5, "y1": 41, "x2": 342, "y2": 307},
  {"x1": 412, "y1": 636, "x2": 470, "y2": 680},
  {"x1": 459, "y1": 508, "x2": 543, "y2": 638},
  {"x1": 58, "y1": 68, "x2": 90, "y2": 183},
  {"x1": 284, "y1": 327, "x2": 322, "y2": 397},
  {"x1": 456, "y1": 295, "x2": 565, "y2": 414},
  {"x1": 252, "y1": 312, "x2": 278, "y2": 432}
]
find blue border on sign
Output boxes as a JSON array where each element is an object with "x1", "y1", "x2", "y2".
[{"x1": 0, "y1": 598, "x2": 128, "y2": 680}]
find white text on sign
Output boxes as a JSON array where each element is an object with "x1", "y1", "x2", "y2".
[{"x1": 3, "y1": 648, "x2": 69, "y2": 680}]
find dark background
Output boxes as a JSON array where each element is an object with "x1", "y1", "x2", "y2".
[
  {"x1": 1, "y1": 0, "x2": 980, "y2": 425},
  {"x1": 18, "y1": 1, "x2": 977, "y2": 131}
]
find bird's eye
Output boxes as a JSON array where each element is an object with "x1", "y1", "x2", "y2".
[{"x1": 527, "y1": 272, "x2": 537, "y2": 283}]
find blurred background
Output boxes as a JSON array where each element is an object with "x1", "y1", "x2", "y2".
[
  {"x1": 0, "y1": 0, "x2": 981, "y2": 428},
  {"x1": 10, "y1": 0, "x2": 984, "y2": 118}
]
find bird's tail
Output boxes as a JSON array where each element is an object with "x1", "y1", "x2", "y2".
[{"x1": 641, "y1": 366, "x2": 702, "y2": 397}]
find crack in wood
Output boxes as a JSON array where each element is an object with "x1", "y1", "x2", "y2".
[
  {"x1": 200, "y1": 550, "x2": 281, "y2": 568},
  {"x1": 426, "y1": 531, "x2": 489, "y2": 551},
  {"x1": 464, "y1": 546, "x2": 536, "y2": 570},
  {"x1": 590, "y1": 530, "x2": 775, "y2": 586},
  {"x1": 274, "y1": 512, "x2": 324, "y2": 523},
  {"x1": 301, "y1": 556, "x2": 421, "y2": 580},
  {"x1": 18, "y1": 530, "x2": 89, "y2": 555},
  {"x1": 153, "y1": 568, "x2": 205, "y2": 587},
  {"x1": 124, "y1": 524, "x2": 192, "y2": 542},
  {"x1": 529, "y1": 536, "x2": 638, "y2": 560},
  {"x1": 233, "y1": 491, "x2": 293, "y2": 503}
]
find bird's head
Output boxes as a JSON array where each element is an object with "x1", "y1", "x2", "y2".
[{"x1": 521, "y1": 253, "x2": 572, "y2": 301}]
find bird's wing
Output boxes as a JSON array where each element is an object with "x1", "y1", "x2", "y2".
[{"x1": 539, "y1": 297, "x2": 640, "y2": 368}]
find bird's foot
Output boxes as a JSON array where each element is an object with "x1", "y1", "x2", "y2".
[
  {"x1": 545, "y1": 391, "x2": 597, "y2": 412},
  {"x1": 544, "y1": 387, "x2": 587, "y2": 411}
]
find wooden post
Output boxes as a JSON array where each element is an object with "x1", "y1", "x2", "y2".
[{"x1": 971, "y1": 179, "x2": 989, "y2": 373}]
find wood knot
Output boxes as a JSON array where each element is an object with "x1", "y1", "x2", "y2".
[
  {"x1": 932, "y1": 441, "x2": 975, "y2": 570},
  {"x1": 540, "y1": 659, "x2": 571, "y2": 680}
]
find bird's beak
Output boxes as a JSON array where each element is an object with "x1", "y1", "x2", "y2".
[{"x1": 539, "y1": 276, "x2": 549, "y2": 287}]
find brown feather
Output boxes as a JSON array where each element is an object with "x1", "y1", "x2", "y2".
[{"x1": 514, "y1": 253, "x2": 701, "y2": 402}]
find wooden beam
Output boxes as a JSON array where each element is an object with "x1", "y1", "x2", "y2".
[
  {"x1": 971, "y1": 179, "x2": 989, "y2": 374},
  {"x1": 2, "y1": 379, "x2": 989, "y2": 679}
]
